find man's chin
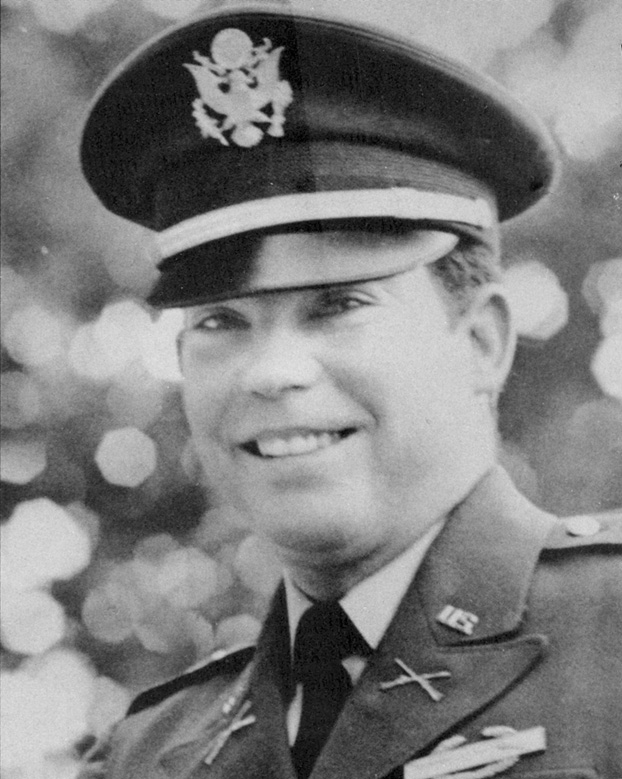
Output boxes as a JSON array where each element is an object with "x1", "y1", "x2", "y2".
[{"x1": 254, "y1": 512, "x2": 375, "y2": 566}]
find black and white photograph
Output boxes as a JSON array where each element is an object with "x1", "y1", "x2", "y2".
[{"x1": 1, "y1": 0, "x2": 621, "y2": 777}]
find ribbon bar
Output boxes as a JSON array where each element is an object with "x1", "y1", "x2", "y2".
[{"x1": 404, "y1": 726, "x2": 546, "y2": 779}]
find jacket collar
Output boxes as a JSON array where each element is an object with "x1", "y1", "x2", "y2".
[
  {"x1": 157, "y1": 585, "x2": 293, "y2": 779},
  {"x1": 420, "y1": 465, "x2": 557, "y2": 645},
  {"x1": 312, "y1": 466, "x2": 556, "y2": 779},
  {"x1": 284, "y1": 519, "x2": 443, "y2": 653},
  {"x1": 157, "y1": 467, "x2": 556, "y2": 779}
]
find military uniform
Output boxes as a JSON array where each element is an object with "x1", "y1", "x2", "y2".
[
  {"x1": 77, "y1": 5, "x2": 621, "y2": 778},
  {"x1": 81, "y1": 468, "x2": 622, "y2": 778}
]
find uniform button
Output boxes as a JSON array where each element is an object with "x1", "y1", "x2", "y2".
[{"x1": 565, "y1": 515, "x2": 601, "y2": 537}]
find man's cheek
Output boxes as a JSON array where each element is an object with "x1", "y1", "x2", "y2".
[{"x1": 183, "y1": 388, "x2": 218, "y2": 434}]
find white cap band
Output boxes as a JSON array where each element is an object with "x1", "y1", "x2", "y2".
[{"x1": 155, "y1": 188, "x2": 495, "y2": 261}]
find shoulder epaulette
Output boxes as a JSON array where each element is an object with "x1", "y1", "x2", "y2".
[
  {"x1": 543, "y1": 512, "x2": 622, "y2": 551},
  {"x1": 126, "y1": 643, "x2": 255, "y2": 716}
]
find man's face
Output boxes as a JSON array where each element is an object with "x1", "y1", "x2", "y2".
[{"x1": 180, "y1": 231, "x2": 497, "y2": 575}]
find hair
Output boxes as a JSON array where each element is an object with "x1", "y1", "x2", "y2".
[
  {"x1": 305, "y1": 218, "x2": 502, "y2": 317},
  {"x1": 430, "y1": 239, "x2": 507, "y2": 417},
  {"x1": 429, "y1": 239, "x2": 502, "y2": 318},
  {"x1": 273, "y1": 219, "x2": 502, "y2": 317}
]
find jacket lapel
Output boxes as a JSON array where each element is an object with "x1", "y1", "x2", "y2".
[
  {"x1": 313, "y1": 468, "x2": 556, "y2": 779},
  {"x1": 207, "y1": 586, "x2": 295, "y2": 779},
  {"x1": 156, "y1": 468, "x2": 556, "y2": 779},
  {"x1": 157, "y1": 586, "x2": 295, "y2": 779}
]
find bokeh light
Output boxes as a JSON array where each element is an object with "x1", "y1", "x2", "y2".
[
  {"x1": 87, "y1": 676, "x2": 132, "y2": 740},
  {"x1": 503, "y1": 1, "x2": 622, "y2": 160},
  {"x1": 551, "y1": 3, "x2": 622, "y2": 160},
  {"x1": 68, "y1": 322, "x2": 114, "y2": 381},
  {"x1": 68, "y1": 301, "x2": 184, "y2": 383},
  {"x1": 0, "y1": 266, "x2": 31, "y2": 328},
  {"x1": 26, "y1": 0, "x2": 117, "y2": 33},
  {"x1": 140, "y1": 309, "x2": 184, "y2": 382},
  {"x1": 592, "y1": 334, "x2": 622, "y2": 401},
  {"x1": 105, "y1": 364, "x2": 166, "y2": 429},
  {"x1": 91, "y1": 299, "x2": 152, "y2": 372},
  {"x1": 214, "y1": 614, "x2": 262, "y2": 650},
  {"x1": 1, "y1": 588, "x2": 66, "y2": 655},
  {"x1": 153, "y1": 547, "x2": 220, "y2": 609},
  {"x1": 94, "y1": 427, "x2": 158, "y2": 487},
  {"x1": 504, "y1": 259, "x2": 569, "y2": 340},
  {"x1": 293, "y1": 0, "x2": 556, "y2": 68},
  {"x1": 0, "y1": 371, "x2": 43, "y2": 429},
  {"x1": 80, "y1": 529, "x2": 273, "y2": 660},
  {"x1": 582, "y1": 259, "x2": 622, "y2": 399},
  {"x1": 1, "y1": 650, "x2": 95, "y2": 773},
  {"x1": 582, "y1": 258, "x2": 622, "y2": 316},
  {"x1": 1, "y1": 498, "x2": 92, "y2": 590},
  {"x1": 141, "y1": 0, "x2": 206, "y2": 20},
  {"x1": 82, "y1": 583, "x2": 134, "y2": 644},
  {"x1": 600, "y1": 301, "x2": 622, "y2": 339},
  {"x1": 0, "y1": 439, "x2": 47, "y2": 484},
  {"x1": 68, "y1": 310, "x2": 144, "y2": 381},
  {"x1": 134, "y1": 531, "x2": 179, "y2": 560},
  {"x1": 66, "y1": 501, "x2": 102, "y2": 549},
  {"x1": 3, "y1": 303, "x2": 70, "y2": 368}
]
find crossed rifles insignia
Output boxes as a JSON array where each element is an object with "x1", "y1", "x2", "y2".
[
  {"x1": 200, "y1": 657, "x2": 546, "y2": 777},
  {"x1": 184, "y1": 27, "x2": 294, "y2": 148}
]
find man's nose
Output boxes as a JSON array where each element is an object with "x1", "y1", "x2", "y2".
[{"x1": 239, "y1": 330, "x2": 322, "y2": 399}]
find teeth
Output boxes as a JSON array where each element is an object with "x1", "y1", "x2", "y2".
[{"x1": 255, "y1": 431, "x2": 340, "y2": 458}]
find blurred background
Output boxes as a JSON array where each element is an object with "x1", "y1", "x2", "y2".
[{"x1": 1, "y1": 0, "x2": 621, "y2": 775}]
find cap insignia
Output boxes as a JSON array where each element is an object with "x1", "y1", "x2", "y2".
[{"x1": 184, "y1": 28, "x2": 293, "y2": 148}]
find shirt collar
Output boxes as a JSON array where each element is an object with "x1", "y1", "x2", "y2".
[{"x1": 284, "y1": 520, "x2": 444, "y2": 652}]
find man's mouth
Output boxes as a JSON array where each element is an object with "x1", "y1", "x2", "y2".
[{"x1": 241, "y1": 428, "x2": 358, "y2": 458}]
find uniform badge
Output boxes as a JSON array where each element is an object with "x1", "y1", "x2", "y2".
[
  {"x1": 403, "y1": 725, "x2": 546, "y2": 778},
  {"x1": 380, "y1": 658, "x2": 451, "y2": 702},
  {"x1": 203, "y1": 698, "x2": 256, "y2": 766},
  {"x1": 184, "y1": 28, "x2": 293, "y2": 148},
  {"x1": 436, "y1": 604, "x2": 479, "y2": 636}
]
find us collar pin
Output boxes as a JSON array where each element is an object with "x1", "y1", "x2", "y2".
[
  {"x1": 380, "y1": 658, "x2": 451, "y2": 702},
  {"x1": 204, "y1": 698, "x2": 256, "y2": 766},
  {"x1": 436, "y1": 604, "x2": 479, "y2": 636}
]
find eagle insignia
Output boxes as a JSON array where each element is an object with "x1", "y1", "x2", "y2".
[{"x1": 184, "y1": 28, "x2": 293, "y2": 148}]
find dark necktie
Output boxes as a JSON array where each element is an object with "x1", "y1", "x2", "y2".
[{"x1": 290, "y1": 601, "x2": 369, "y2": 779}]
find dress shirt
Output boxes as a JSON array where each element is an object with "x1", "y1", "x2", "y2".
[{"x1": 284, "y1": 520, "x2": 444, "y2": 744}]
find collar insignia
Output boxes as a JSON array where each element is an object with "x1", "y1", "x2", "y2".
[
  {"x1": 203, "y1": 698, "x2": 256, "y2": 766},
  {"x1": 184, "y1": 28, "x2": 293, "y2": 148},
  {"x1": 436, "y1": 604, "x2": 480, "y2": 636},
  {"x1": 379, "y1": 658, "x2": 451, "y2": 702}
]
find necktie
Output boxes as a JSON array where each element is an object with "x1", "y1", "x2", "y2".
[{"x1": 290, "y1": 601, "x2": 369, "y2": 779}]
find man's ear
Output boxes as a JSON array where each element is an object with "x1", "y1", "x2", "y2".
[{"x1": 460, "y1": 284, "x2": 516, "y2": 397}]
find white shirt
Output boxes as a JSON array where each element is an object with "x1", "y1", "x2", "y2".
[{"x1": 284, "y1": 520, "x2": 444, "y2": 744}]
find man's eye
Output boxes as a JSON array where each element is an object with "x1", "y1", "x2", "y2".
[
  {"x1": 311, "y1": 290, "x2": 370, "y2": 318},
  {"x1": 192, "y1": 310, "x2": 248, "y2": 331}
]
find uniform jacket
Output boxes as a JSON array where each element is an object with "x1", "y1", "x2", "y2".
[{"x1": 81, "y1": 467, "x2": 622, "y2": 778}]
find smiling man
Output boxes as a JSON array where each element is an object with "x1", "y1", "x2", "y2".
[
  {"x1": 79, "y1": 5, "x2": 621, "y2": 779},
  {"x1": 179, "y1": 229, "x2": 506, "y2": 601}
]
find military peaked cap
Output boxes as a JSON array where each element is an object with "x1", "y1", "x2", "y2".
[{"x1": 80, "y1": 3, "x2": 559, "y2": 307}]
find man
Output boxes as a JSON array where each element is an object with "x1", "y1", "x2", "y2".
[{"x1": 79, "y1": 5, "x2": 621, "y2": 778}]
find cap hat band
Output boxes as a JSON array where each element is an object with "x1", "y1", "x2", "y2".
[{"x1": 155, "y1": 188, "x2": 494, "y2": 261}]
